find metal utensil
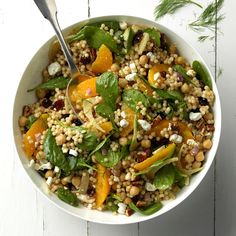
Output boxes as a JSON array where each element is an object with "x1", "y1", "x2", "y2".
[{"x1": 33, "y1": 0, "x2": 79, "y2": 114}]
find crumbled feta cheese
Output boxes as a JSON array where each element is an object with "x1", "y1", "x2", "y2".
[
  {"x1": 129, "y1": 62, "x2": 137, "y2": 73},
  {"x1": 120, "y1": 111, "x2": 126, "y2": 118},
  {"x1": 113, "y1": 176, "x2": 120, "y2": 182},
  {"x1": 169, "y1": 134, "x2": 183, "y2": 143},
  {"x1": 138, "y1": 119, "x2": 151, "y2": 131},
  {"x1": 117, "y1": 203, "x2": 127, "y2": 214},
  {"x1": 189, "y1": 112, "x2": 202, "y2": 121},
  {"x1": 46, "y1": 176, "x2": 53, "y2": 186},
  {"x1": 48, "y1": 61, "x2": 61, "y2": 76},
  {"x1": 153, "y1": 72, "x2": 160, "y2": 81},
  {"x1": 69, "y1": 149, "x2": 78, "y2": 157},
  {"x1": 28, "y1": 159, "x2": 35, "y2": 168},
  {"x1": 120, "y1": 119, "x2": 129, "y2": 128},
  {"x1": 125, "y1": 172, "x2": 131, "y2": 181},
  {"x1": 145, "y1": 182, "x2": 157, "y2": 192},
  {"x1": 77, "y1": 194, "x2": 95, "y2": 204},
  {"x1": 186, "y1": 69, "x2": 196, "y2": 77},
  {"x1": 54, "y1": 166, "x2": 60, "y2": 173},
  {"x1": 187, "y1": 139, "x2": 198, "y2": 146},
  {"x1": 35, "y1": 162, "x2": 52, "y2": 171},
  {"x1": 125, "y1": 72, "x2": 137, "y2": 81},
  {"x1": 146, "y1": 52, "x2": 153, "y2": 58},
  {"x1": 119, "y1": 21, "x2": 127, "y2": 30}
]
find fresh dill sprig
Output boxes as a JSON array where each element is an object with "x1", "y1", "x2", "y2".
[
  {"x1": 198, "y1": 35, "x2": 214, "y2": 42},
  {"x1": 217, "y1": 67, "x2": 223, "y2": 80},
  {"x1": 189, "y1": 0, "x2": 225, "y2": 32},
  {"x1": 154, "y1": 0, "x2": 202, "y2": 20}
]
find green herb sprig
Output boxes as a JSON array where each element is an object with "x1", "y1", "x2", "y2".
[
  {"x1": 189, "y1": 0, "x2": 225, "y2": 32},
  {"x1": 154, "y1": 0, "x2": 202, "y2": 20}
]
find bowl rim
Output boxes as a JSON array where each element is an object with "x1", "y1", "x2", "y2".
[{"x1": 13, "y1": 14, "x2": 222, "y2": 224}]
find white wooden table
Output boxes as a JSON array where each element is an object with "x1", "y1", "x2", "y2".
[{"x1": 0, "y1": 0, "x2": 235, "y2": 235}]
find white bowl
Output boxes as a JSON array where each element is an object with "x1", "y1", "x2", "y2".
[{"x1": 13, "y1": 15, "x2": 221, "y2": 224}]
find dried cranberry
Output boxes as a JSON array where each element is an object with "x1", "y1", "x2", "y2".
[
  {"x1": 90, "y1": 48, "x2": 97, "y2": 62},
  {"x1": 80, "y1": 55, "x2": 91, "y2": 65},
  {"x1": 190, "y1": 108, "x2": 200, "y2": 113},
  {"x1": 157, "y1": 138, "x2": 169, "y2": 147},
  {"x1": 87, "y1": 187, "x2": 95, "y2": 197},
  {"x1": 160, "y1": 33, "x2": 169, "y2": 50},
  {"x1": 136, "y1": 152, "x2": 147, "y2": 163},
  {"x1": 53, "y1": 99, "x2": 64, "y2": 111},
  {"x1": 156, "y1": 111, "x2": 166, "y2": 119},
  {"x1": 133, "y1": 30, "x2": 143, "y2": 44},
  {"x1": 199, "y1": 97, "x2": 209, "y2": 106},
  {"x1": 62, "y1": 114, "x2": 70, "y2": 119},
  {"x1": 160, "y1": 71, "x2": 167, "y2": 78},
  {"x1": 41, "y1": 98, "x2": 52, "y2": 108},
  {"x1": 73, "y1": 118, "x2": 82, "y2": 126}
]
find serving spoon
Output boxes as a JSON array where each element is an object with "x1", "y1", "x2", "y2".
[{"x1": 33, "y1": 0, "x2": 79, "y2": 115}]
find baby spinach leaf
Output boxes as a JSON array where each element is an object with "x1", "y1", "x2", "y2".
[
  {"x1": 192, "y1": 60, "x2": 212, "y2": 89},
  {"x1": 96, "y1": 72, "x2": 119, "y2": 111},
  {"x1": 95, "y1": 146, "x2": 127, "y2": 168},
  {"x1": 129, "y1": 202, "x2": 163, "y2": 215},
  {"x1": 122, "y1": 89, "x2": 150, "y2": 112},
  {"x1": 77, "y1": 128, "x2": 99, "y2": 151},
  {"x1": 95, "y1": 103, "x2": 114, "y2": 120},
  {"x1": 153, "y1": 164, "x2": 176, "y2": 190},
  {"x1": 173, "y1": 65, "x2": 196, "y2": 86},
  {"x1": 144, "y1": 28, "x2": 161, "y2": 47},
  {"x1": 95, "y1": 149, "x2": 121, "y2": 168},
  {"x1": 43, "y1": 129, "x2": 70, "y2": 173},
  {"x1": 89, "y1": 134, "x2": 111, "y2": 157},
  {"x1": 26, "y1": 115, "x2": 37, "y2": 130},
  {"x1": 57, "y1": 187, "x2": 78, "y2": 206},
  {"x1": 68, "y1": 26, "x2": 121, "y2": 54},
  {"x1": 28, "y1": 76, "x2": 70, "y2": 92},
  {"x1": 68, "y1": 156, "x2": 95, "y2": 170}
]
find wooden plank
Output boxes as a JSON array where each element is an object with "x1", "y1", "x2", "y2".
[{"x1": 215, "y1": 1, "x2": 236, "y2": 236}]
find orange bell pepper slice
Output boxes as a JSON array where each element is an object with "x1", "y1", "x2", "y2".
[
  {"x1": 134, "y1": 143, "x2": 176, "y2": 171},
  {"x1": 151, "y1": 119, "x2": 194, "y2": 142},
  {"x1": 148, "y1": 64, "x2": 170, "y2": 86},
  {"x1": 23, "y1": 114, "x2": 48, "y2": 158},
  {"x1": 91, "y1": 44, "x2": 113, "y2": 74},
  {"x1": 95, "y1": 164, "x2": 111, "y2": 208}
]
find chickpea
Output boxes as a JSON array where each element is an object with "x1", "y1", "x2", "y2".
[
  {"x1": 118, "y1": 78, "x2": 128, "y2": 88},
  {"x1": 110, "y1": 63, "x2": 120, "y2": 72},
  {"x1": 120, "y1": 173, "x2": 126, "y2": 182},
  {"x1": 196, "y1": 151, "x2": 205, "y2": 162},
  {"x1": 203, "y1": 139, "x2": 212, "y2": 150},
  {"x1": 204, "y1": 113, "x2": 213, "y2": 121},
  {"x1": 36, "y1": 88, "x2": 47, "y2": 99},
  {"x1": 45, "y1": 170, "x2": 54, "y2": 178},
  {"x1": 175, "y1": 56, "x2": 185, "y2": 65},
  {"x1": 119, "y1": 137, "x2": 128, "y2": 146},
  {"x1": 122, "y1": 160, "x2": 130, "y2": 169},
  {"x1": 18, "y1": 116, "x2": 28, "y2": 127},
  {"x1": 56, "y1": 134, "x2": 66, "y2": 145},
  {"x1": 141, "y1": 139, "x2": 151, "y2": 148},
  {"x1": 124, "y1": 197, "x2": 132, "y2": 204},
  {"x1": 118, "y1": 191, "x2": 126, "y2": 200},
  {"x1": 129, "y1": 186, "x2": 140, "y2": 197},
  {"x1": 72, "y1": 176, "x2": 81, "y2": 189},
  {"x1": 139, "y1": 55, "x2": 148, "y2": 66},
  {"x1": 185, "y1": 154, "x2": 194, "y2": 163},
  {"x1": 192, "y1": 161, "x2": 201, "y2": 169},
  {"x1": 61, "y1": 176, "x2": 72, "y2": 185},
  {"x1": 181, "y1": 83, "x2": 190, "y2": 93},
  {"x1": 169, "y1": 44, "x2": 177, "y2": 54}
]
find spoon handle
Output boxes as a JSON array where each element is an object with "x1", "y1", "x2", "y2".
[{"x1": 33, "y1": 0, "x2": 78, "y2": 74}]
